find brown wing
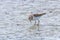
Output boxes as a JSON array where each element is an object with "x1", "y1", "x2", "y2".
[{"x1": 33, "y1": 13, "x2": 46, "y2": 17}]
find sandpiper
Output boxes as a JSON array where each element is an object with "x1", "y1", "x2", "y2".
[{"x1": 28, "y1": 12, "x2": 46, "y2": 26}]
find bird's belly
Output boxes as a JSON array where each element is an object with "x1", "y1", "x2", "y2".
[{"x1": 33, "y1": 16, "x2": 40, "y2": 20}]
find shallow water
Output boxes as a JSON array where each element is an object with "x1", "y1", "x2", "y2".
[{"x1": 0, "y1": 0, "x2": 60, "y2": 40}]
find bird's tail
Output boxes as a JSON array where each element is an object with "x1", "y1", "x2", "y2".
[{"x1": 38, "y1": 13, "x2": 46, "y2": 16}]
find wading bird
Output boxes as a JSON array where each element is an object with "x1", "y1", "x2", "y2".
[{"x1": 28, "y1": 12, "x2": 46, "y2": 26}]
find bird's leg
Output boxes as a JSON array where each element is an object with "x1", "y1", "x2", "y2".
[
  {"x1": 34, "y1": 20, "x2": 36, "y2": 25},
  {"x1": 37, "y1": 19, "x2": 40, "y2": 31},
  {"x1": 37, "y1": 19, "x2": 40, "y2": 26}
]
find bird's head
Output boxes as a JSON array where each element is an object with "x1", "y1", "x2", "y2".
[
  {"x1": 28, "y1": 14, "x2": 33, "y2": 22},
  {"x1": 28, "y1": 12, "x2": 34, "y2": 22},
  {"x1": 28, "y1": 15, "x2": 33, "y2": 22}
]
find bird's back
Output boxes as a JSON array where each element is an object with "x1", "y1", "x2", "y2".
[
  {"x1": 33, "y1": 13, "x2": 46, "y2": 17},
  {"x1": 28, "y1": 13, "x2": 46, "y2": 22}
]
